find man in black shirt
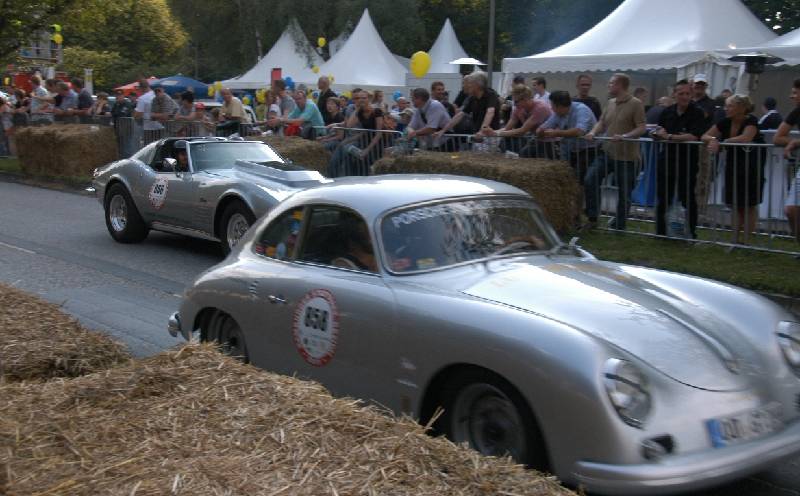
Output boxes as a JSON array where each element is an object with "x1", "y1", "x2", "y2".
[
  {"x1": 652, "y1": 79, "x2": 707, "y2": 238},
  {"x1": 437, "y1": 70, "x2": 501, "y2": 137},
  {"x1": 691, "y1": 73, "x2": 716, "y2": 130},
  {"x1": 574, "y1": 74, "x2": 602, "y2": 120},
  {"x1": 316, "y1": 76, "x2": 336, "y2": 123}
]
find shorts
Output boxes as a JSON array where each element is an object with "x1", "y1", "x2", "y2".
[{"x1": 787, "y1": 168, "x2": 800, "y2": 207}]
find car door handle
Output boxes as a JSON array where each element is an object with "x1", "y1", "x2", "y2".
[{"x1": 268, "y1": 294, "x2": 287, "y2": 305}]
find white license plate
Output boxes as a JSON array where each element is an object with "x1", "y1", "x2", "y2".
[{"x1": 706, "y1": 404, "x2": 783, "y2": 448}]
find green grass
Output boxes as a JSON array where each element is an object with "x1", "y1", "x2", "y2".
[
  {"x1": 577, "y1": 229, "x2": 800, "y2": 297},
  {"x1": 0, "y1": 157, "x2": 21, "y2": 174}
]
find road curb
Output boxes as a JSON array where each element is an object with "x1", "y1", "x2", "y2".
[{"x1": 0, "y1": 170, "x2": 91, "y2": 196}]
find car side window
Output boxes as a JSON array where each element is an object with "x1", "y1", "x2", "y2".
[
  {"x1": 254, "y1": 207, "x2": 304, "y2": 261},
  {"x1": 298, "y1": 206, "x2": 377, "y2": 273}
]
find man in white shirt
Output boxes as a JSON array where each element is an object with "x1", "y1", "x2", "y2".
[
  {"x1": 532, "y1": 77, "x2": 550, "y2": 107},
  {"x1": 133, "y1": 79, "x2": 159, "y2": 131},
  {"x1": 28, "y1": 75, "x2": 53, "y2": 124}
]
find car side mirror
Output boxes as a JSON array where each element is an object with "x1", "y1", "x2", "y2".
[{"x1": 162, "y1": 157, "x2": 177, "y2": 172}]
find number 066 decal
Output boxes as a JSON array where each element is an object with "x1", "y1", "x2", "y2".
[{"x1": 292, "y1": 289, "x2": 339, "y2": 366}]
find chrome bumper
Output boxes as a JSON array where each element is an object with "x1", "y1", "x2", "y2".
[
  {"x1": 167, "y1": 311, "x2": 181, "y2": 338},
  {"x1": 573, "y1": 419, "x2": 800, "y2": 495}
]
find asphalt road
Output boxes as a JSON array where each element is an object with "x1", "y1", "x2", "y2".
[
  {"x1": 0, "y1": 179, "x2": 797, "y2": 495},
  {"x1": 0, "y1": 179, "x2": 222, "y2": 357}
]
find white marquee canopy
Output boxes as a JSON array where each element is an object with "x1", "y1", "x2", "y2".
[
  {"x1": 222, "y1": 19, "x2": 322, "y2": 89},
  {"x1": 502, "y1": 0, "x2": 777, "y2": 74},
  {"x1": 428, "y1": 18, "x2": 469, "y2": 73},
  {"x1": 317, "y1": 9, "x2": 407, "y2": 88}
]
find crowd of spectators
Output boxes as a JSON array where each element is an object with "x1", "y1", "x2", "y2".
[{"x1": 2, "y1": 70, "x2": 799, "y2": 244}]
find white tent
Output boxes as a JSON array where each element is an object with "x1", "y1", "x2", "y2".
[
  {"x1": 328, "y1": 31, "x2": 349, "y2": 57},
  {"x1": 502, "y1": 0, "x2": 776, "y2": 75},
  {"x1": 222, "y1": 19, "x2": 322, "y2": 89},
  {"x1": 428, "y1": 18, "x2": 469, "y2": 73},
  {"x1": 317, "y1": 9, "x2": 407, "y2": 88},
  {"x1": 765, "y1": 27, "x2": 800, "y2": 47}
]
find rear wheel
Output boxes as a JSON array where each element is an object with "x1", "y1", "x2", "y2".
[
  {"x1": 219, "y1": 201, "x2": 256, "y2": 255},
  {"x1": 104, "y1": 183, "x2": 149, "y2": 243},
  {"x1": 201, "y1": 310, "x2": 249, "y2": 363},
  {"x1": 437, "y1": 368, "x2": 548, "y2": 469}
]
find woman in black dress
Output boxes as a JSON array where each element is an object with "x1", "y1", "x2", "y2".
[{"x1": 702, "y1": 94, "x2": 766, "y2": 245}]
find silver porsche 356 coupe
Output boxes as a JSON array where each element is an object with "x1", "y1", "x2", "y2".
[
  {"x1": 91, "y1": 137, "x2": 327, "y2": 253},
  {"x1": 168, "y1": 175, "x2": 800, "y2": 494}
]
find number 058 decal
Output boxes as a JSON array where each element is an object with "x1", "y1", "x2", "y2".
[{"x1": 292, "y1": 289, "x2": 340, "y2": 366}]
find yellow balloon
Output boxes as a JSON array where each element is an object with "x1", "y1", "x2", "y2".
[
  {"x1": 409, "y1": 51, "x2": 432, "y2": 78},
  {"x1": 214, "y1": 81, "x2": 222, "y2": 91},
  {"x1": 318, "y1": 37, "x2": 326, "y2": 48},
  {"x1": 52, "y1": 33, "x2": 64, "y2": 45},
  {"x1": 312, "y1": 65, "x2": 320, "y2": 74},
  {"x1": 256, "y1": 92, "x2": 265, "y2": 103},
  {"x1": 342, "y1": 91, "x2": 352, "y2": 99},
  {"x1": 242, "y1": 95, "x2": 251, "y2": 105},
  {"x1": 207, "y1": 86, "x2": 215, "y2": 97},
  {"x1": 328, "y1": 74, "x2": 335, "y2": 83}
]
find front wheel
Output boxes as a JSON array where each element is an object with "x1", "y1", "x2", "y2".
[
  {"x1": 437, "y1": 369, "x2": 548, "y2": 469},
  {"x1": 104, "y1": 183, "x2": 149, "y2": 243},
  {"x1": 219, "y1": 201, "x2": 256, "y2": 255},
  {"x1": 201, "y1": 310, "x2": 249, "y2": 363}
]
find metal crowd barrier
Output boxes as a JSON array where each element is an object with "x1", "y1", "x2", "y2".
[
  {"x1": 576, "y1": 136, "x2": 799, "y2": 255},
  {"x1": 313, "y1": 125, "x2": 402, "y2": 177}
]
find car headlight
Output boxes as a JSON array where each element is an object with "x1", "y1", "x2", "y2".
[
  {"x1": 604, "y1": 358, "x2": 651, "y2": 428},
  {"x1": 777, "y1": 321, "x2": 800, "y2": 376}
]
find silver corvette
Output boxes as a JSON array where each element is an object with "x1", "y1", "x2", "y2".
[
  {"x1": 91, "y1": 137, "x2": 327, "y2": 253},
  {"x1": 168, "y1": 175, "x2": 800, "y2": 495}
]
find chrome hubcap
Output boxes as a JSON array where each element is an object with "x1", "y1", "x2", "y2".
[
  {"x1": 109, "y1": 194, "x2": 127, "y2": 232},
  {"x1": 451, "y1": 383, "x2": 526, "y2": 461},
  {"x1": 226, "y1": 213, "x2": 250, "y2": 248}
]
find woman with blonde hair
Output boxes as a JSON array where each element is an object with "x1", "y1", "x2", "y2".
[{"x1": 702, "y1": 94, "x2": 766, "y2": 244}]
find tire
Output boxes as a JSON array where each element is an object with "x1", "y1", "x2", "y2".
[
  {"x1": 202, "y1": 310, "x2": 249, "y2": 363},
  {"x1": 218, "y1": 200, "x2": 256, "y2": 255},
  {"x1": 104, "y1": 183, "x2": 149, "y2": 243},
  {"x1": 436, "y1": 368, "x2": 549, "y2": 470}
]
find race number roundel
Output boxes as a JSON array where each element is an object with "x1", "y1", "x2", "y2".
[
  {"x1": 148, "y1": 176, "x2": 169, "y2": 210},
  {"x1": 292, "y1": 289, "x2": 340, "y2": 367}
]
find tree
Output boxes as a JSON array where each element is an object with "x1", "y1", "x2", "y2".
[
  {"x1": 0, "y1": 0, "x2": 76, "y2": 63},
  {"x1": 59, "y1": 47, "x2": 127, "y2": 89},
  {"x1": 744, "y1": 0, "x2": 800, "y2": 34}
]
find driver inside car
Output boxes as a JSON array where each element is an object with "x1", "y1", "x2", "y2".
[
  {"x1": 173, "y1": 140, "x2": 189, "y2": 172},
  {"x1": 330, "y1": 216, "x2": 378, "y2": 272}
]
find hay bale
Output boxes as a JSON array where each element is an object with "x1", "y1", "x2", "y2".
[
  {"x1": 15, "y1": 124, "x2": 118, "y2": 178},
  {"x1": 373, "y1": 151, "x2": 581, "y2": 233},
  {"x1": 0, "y1": 284, "x2": 129, "y2": 382},
  {"x1": 0, "y1": 343, "x2": 573, "y2": 495},
  {"x1": 251, "y1": 135, "x2": 331, "y2": 174}
]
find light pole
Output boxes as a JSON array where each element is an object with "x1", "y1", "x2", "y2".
[{"x1": 487, "y1": 0, "x2": 496, "y2": 88}]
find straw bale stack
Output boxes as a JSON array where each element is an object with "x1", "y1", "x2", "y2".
[
  {"x1": 0, "y1": 284, "x2": 129, "y2": 382},
  {"x1": 373, "y1": 152, "x2": 581, "y2": 233},
  {"x1": 0, "y1": 343, "x2": 573, "y2": 496},
  {"x1": 251, "y1": 136, "x2": 331, "y2": 174},
  {"x1": 15, "y1": 124, "x2": 118, "y2": 178}
]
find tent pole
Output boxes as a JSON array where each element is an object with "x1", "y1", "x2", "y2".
[{"x1": 487, "y1": 0, "x2": 495, "y2": 88}]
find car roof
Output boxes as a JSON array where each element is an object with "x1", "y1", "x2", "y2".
[{"x1": 281, "y1": 174, "x2": 530, "y2": 221}]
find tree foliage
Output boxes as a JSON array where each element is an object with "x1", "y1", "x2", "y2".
[
  {"x1": 0, "y1": 0, "x2": 76, "y2": 62},
  {"x1": 744, "y1": 0, "x2": 800, "y2": 33},
  {"x1": 59, "y1": 47, "x2": 127, "y2": 89}
]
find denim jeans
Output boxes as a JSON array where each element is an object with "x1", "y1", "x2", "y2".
[{"x1": 584, "y1": 153, "x2": 637, "y2": 229}]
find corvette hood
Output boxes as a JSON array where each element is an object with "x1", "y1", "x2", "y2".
[{"x1": 461, "y1": 260, "x2": 751, "y2": 391}]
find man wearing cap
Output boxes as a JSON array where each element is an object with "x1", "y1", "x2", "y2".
[{"x1": 691, "y1": 74, "x2": 716, "y2": 128}]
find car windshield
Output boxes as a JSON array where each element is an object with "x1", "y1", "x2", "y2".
[
  {"x1": 189, "y1": 142, "x2": 283, "y2": 172},
  {"x1": 381, "y1": 197, "x2": 557, "y2": 273}
]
